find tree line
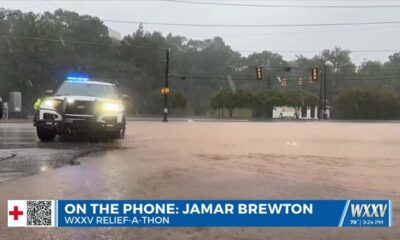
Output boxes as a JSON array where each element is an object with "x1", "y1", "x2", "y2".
[
  {"x1": 335, "y1": 87, "x2": 400, "y2": 120},
  {"x1": 1, "y1": 9, "x2": 400, "y2": 119},
  {"x1": 211, "y1": 89, "x2": 318, "y2": 118}
]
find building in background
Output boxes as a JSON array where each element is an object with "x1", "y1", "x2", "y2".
[
  {"x1": 273, "y1": 106, "x2": 320, "y2": 120},
  {"x1": 108, "y1": 28, "x2": 122, "y2": 41}
]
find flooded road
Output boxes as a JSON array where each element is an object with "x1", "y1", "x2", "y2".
[
  {"x1": 0, "y1": 123, "x2": 123, "y2": 183},
  {"x1": 0, "y1": 120, "x2": 399, "y2": 239}
]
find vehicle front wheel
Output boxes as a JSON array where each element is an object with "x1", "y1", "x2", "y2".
[
  {"x1": 110, "y1": 128, "x2": 125, "y2": 139},
  {"x1": 37, "y1": 127, "x2": 57, "y2": 141}
]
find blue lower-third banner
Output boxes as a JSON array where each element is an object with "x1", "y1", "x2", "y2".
[{"x1": 7, "y1": 200, "x2": 392, "y2": 228}]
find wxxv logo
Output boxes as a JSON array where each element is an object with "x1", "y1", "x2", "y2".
[
  {"x1": 351, "y1": 203, "x2": 387, "y2": 218},
  {"x1": 341, "y1": 200, "x2": 392, "y2": 227}
]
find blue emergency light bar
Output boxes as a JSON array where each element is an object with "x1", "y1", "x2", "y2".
[
  {"x1": 66, "y1": 76, "x2": 90, "y2": 81},
  {"x1": 65, "y1": 72, "x2": 90, "y2": 82}
]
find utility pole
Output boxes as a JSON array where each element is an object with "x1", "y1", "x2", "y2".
[
  {"x1": 324, "y1": 64, "x2": 327, "y2": 119},
  {"x1": 163, "y1": 48, "x2": 170, "y2": 122},
  {"x1": 318, "y1": 68, "x2": 323, "y2": 119}
]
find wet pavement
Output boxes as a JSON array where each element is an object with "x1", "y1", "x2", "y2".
[
  {"x1": 0, "y1": 123, "x2": 123, "y2": 183},
  {"x1": 0, "y1": 119, "x2": 244, "y2": 184},
  {"x1": 0, "y1": 120, "x2": 399, "y2": 239}
]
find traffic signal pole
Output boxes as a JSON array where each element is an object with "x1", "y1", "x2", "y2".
[
  {"x1": 324, "y1": 64, "x2": 327, "y2": 119},
  {"x1": 318, "y1": 68, "x2": 323, "y2": 119},
  {"x1": 163, "y1": 49, "x2": 170, "y2": 122}
]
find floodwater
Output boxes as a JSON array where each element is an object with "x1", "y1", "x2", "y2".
[
  {"x1": 0, "y1": 120, "x2": 399, "y2": 239},
  {"x1": 0, "y1": 123, "x2": 125, "y2": 183}
]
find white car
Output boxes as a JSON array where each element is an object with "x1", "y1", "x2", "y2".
[{"x1": 34, "y1": 79, "x2": 127, "y2": 141}]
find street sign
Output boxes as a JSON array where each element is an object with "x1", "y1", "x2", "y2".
[{"x1": 161, "y1": 88, "x2": 170, "y2": 94}]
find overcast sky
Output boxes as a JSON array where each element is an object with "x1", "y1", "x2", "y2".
[{"x1": 2, "y1": 0, "x2": 400, "y2": 65}]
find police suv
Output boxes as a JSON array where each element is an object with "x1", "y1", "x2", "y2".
[{"x1": 34, "y1": 77, "x2": 127, "y2": 141}]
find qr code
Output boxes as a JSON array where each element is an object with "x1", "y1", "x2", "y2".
[{"x1": 27, "y1": 200, "x2": 52, "y2": 226}]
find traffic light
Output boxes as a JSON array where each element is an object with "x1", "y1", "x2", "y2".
[
  {"x1": 281, "y1": 78, "x2": 287, "y2": 87},
  {"x1": 311, "y1": 67, "x2": 319, "y2": 81},
  {"x1": 297, "y1": 78, "x2": 303, "y2": 85},
  {"x1": 256, "y1": 67, "x2": 263, "y2": 80}
]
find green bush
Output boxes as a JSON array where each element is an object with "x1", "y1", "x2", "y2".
[
  {"x1": 334, "y1": 87, "x2": 400, "y2": 120},
  {"x1": 210, "y1": 89, "x2": 318, "y2": 118}
]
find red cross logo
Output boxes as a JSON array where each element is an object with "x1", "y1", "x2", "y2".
[{"x1": 9, "y1": 206, "x2": 23, "y2": 220}]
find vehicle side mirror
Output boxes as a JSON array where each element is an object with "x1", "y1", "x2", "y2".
[
  {"x1": 121, "y1": 94, "x2": 130, "y2": 100},
  {"x1": 45, "y1": 90, "x2": 54, "y2": 96}
]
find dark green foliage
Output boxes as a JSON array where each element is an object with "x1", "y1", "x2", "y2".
[
  {"x1": 210, "y1": 89, "x2": 236, "y2": 117},
  {"x1": 211, "y1": 89, "x2": 318, "y2": 118},
  {"x1": 334, "y1": 88, "x2": 400, "y2": 120},
  {"x1": 1, "y1": 9, "x2": 400, "y2": 118},
  {"x1": 152, "y1": 91, "x2": 187, "y2": 113}
]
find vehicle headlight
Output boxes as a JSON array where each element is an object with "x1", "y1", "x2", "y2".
[
  {"x1": 41, "y1": 99, "x2": 56, "y2": 108},
  {"x1": 102, "y1": 102, "x2": 124, "y2": 112}
]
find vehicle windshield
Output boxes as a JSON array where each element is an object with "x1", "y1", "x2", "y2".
[{"x1": 55, "y1": 82, "x2": 119, "y2": 99}]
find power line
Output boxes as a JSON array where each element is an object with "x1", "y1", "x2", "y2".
[
  {"x1": 0, "y1": 35, "x2": 400, "y2": 53},
  {"x1": 0, "y1": 34, "x2": 110, "y2": 45},
  {"x1": 163, "y1": 0, "x2": 400, "y2": 8},
  {"x1": 171, "y1": 74, "x2": 278, "y2": 82},
  {"x1": 0, "y1": 34, "x2": 166, "y2": 50},
  {"x1": 189, "y1": 25, "x2": 400, "y2": 38},
  {"x1": 3, "y1": 12, "x2": 400, "y2": 43},
  {"x1": 9, "y1": 0, "x2": 400, "y2": 1},
  {"x1": 21, "y1": 0, "x2": 47, "y2": 12},
  {"x1": 331, "y1": 77, "x2": 400, "y2": 81},
  {"x1": 3, "y1": 9, "x2": 400, "y2": 29},
  {"x1": 237, "y1": 49, "x2": 400, "y2": 53},
  {"x1": 43, "y1": 0, "x2": 62, "y2": 9},
  {"x1": 169, "y1": 73, "x2": 400, "y2": 82},
  {"x1": 103, "y1": 19, "x2": 400, "y2": 28},
  {"x1": 2, "y1": 33, "x2": 400, "y2": 56}
]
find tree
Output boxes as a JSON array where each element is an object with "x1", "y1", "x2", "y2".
[
  {"x1": 211, "y1": 89, "x2": 318, "y2": 119},
  {"x1": 251, "y1": 91, "x2": 277, "y2": 118},
  {"x1": 210, "y1": 89, "x2": 237, "y2": 117},
  {"x1": 334, "y1": 87, "x2": 400, "y2": 120},
  {"x1": 0, "y1": 9, "x2": 115, "y2": 112},
  {"x1": 383, "y1": 52, "x2": 400, "y2": 91},
  {"x1": 152, "y1": 91, "x2": 187, "y2": 115},
  {"x1": 240, "y1": 51, "x2": 287, "y2": 83},
  {"x1": 169, "y1": 91, "x2": 187, "y2": 109},
  {"x1": 211, "y1": 91, "x2": 224, "y2": 117},
  {"x1": 2, "y1": 8, "x2": 400, "y2": 118},
  {"x1": 234, "y1": 89, "x2": 254, "y2": 109}
]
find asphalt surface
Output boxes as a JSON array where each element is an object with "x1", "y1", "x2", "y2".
[
  {"x1": 0, "y1": 120, "x2": 399, "y2": 239},
  {"x1": 0, "y1": 118, "x2": 248, "y2": 184},
  {"x1": 0, "y1": 123, "x2": 124, "y2": 183}
]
